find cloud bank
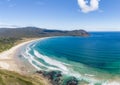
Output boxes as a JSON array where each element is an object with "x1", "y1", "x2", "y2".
[{"x1": 77, "y1": 0, "x2": 101, "y2": 13}]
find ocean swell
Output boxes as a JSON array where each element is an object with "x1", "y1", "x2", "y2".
[
  {"x1": 21, "y1": 36, "x2": 120, "y2": 85},
  {"x1": 21, "y1": 41, "x2": 102, "y2": 85}
]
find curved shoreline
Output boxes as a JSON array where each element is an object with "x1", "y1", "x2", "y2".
[
  {"x1": 21, "y1": 37, "x2": 120, "y2": 85},
  {"x1": 0, "y1": 37, "x2": 48, "y2": 73},
  {"x1": 0, "y1": 37, "x2": 120, "y2": 85}
]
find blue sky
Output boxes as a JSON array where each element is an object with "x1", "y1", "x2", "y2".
[{"x1": 0, "y1": 0, "x2": 120, "y2": 31}]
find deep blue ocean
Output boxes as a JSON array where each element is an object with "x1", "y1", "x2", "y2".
[{"x1": 22, "y1": 32, "x2": 120, "y2": 84}]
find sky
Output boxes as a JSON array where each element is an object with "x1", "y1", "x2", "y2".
[{"x1": 0, "y1": 0, "x2": 120, "y2": 31}]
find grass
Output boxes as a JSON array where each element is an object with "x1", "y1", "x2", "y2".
[
  {"x1": 0, "y1": 69, "x2": 49, "y2": 85},
  {"x1": 0, "y1": 37, "x2": 20, "y2": 52}
]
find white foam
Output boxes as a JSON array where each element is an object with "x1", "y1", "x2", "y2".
[
  {"x1": 22, "y1": 49, "x2": 42, "y2": 70},
  {"x1": 31, "y1": 43, "x2": 37, "y2": 48},
  {"x1": 23, "y1": 48, "x2": 61, "y2": 71},
  {"x1": 25, "y1": 50, "x2": 45, "y2": 67},
  {"x1": 34, "y1": 50, "x2": 69, "y2": 72},
  {"x1": 33, "y1": 50, "x2": 100, "y2": 84},
  {"x1": 85, "y1": 74, "x2": 95, "y2": 77},
  {"x1": 103, "y1": 81, "x2": 120, "y2": 85},
  {"x1": 30, "y1": 50, "x2": 100, "y2": 84},
  {"x1": 29, "y1": 59, "x2": 41, "y2": 70}
]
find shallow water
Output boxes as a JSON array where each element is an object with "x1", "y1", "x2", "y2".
[{"x1": 22, "y1": 32, "x2": 120, "y2": 84}]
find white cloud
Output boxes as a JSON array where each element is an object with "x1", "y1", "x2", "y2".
[{"x1": 77, "y1": 0, "x2": 101, "y2": 13}]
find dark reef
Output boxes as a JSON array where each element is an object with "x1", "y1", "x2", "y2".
[{"x1": 36, "y1": 70, "x2": 78, "y2": 85}]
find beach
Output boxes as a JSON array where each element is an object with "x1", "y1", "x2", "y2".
[
  {"x1": 0, "y1": 36, "x2": 120, "y2": 85},
  {"x1": 0, "y1": 37, "x2": 52, "y2": 85},
  {"x1": 0, "y1": 38, "x2": 43, "y2": 74}
]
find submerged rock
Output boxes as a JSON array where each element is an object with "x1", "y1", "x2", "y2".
[
  {"x1": 36, "y1": 70, "x2": 43, "y2": 74},
  {"x1": 36, "y1": 70, "x2": 62, "y2": 85},
  {"x1": 66, "y1": 77, "x2": 78, "y2": 85},
  {"x1": 36, "y1": 70, "x2": 79, "y2": 85}
]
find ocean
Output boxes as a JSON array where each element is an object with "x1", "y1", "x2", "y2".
[{"x1": 21, "y1": 32, "x2": 120, "y2": 85}]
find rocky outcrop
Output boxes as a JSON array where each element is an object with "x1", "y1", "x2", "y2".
[
  {"x1": 36, "y1": 70, "x2": 79, "y2": 85},
  {"x1": 36, "y1": 70, "x2": 62, "y2": 85},
  {"x1": 66, "y1": 77, "x2": 78, "y2": 85}
]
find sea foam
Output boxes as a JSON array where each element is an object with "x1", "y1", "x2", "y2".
[
  {"x1": 21, "y1": 37, "x2": 119, "y2": 85},
  {"x1": 33, "y1": 50, "x2": 69, "y2": 72}
]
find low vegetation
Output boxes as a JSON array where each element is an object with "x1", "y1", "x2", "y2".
[
  {"x1": 0, "y1": 27, "x2": 89, "y2": 38},
  {"x1": 0, "y1": 37, "x2": 20, "y2": 52},
  {"x1": 0, "y1": 70, "x2": 48, "y2": 85}
]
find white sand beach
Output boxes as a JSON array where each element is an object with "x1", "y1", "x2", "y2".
[{"x1": 0, "y1": 38, "x2": 42, "y2": 73}]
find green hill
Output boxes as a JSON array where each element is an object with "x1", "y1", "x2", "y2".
[
  {"x1": 0, "y1": 27, "x2": 89, "y2": 52},
  {"x1": 0, "y1": 27, "x2": 89, "y2": 38}
]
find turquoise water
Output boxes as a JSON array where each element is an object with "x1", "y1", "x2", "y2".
[{"x1": 22, "y1": 32, "x2": 120, "y2": 84}]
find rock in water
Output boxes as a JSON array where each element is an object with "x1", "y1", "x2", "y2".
[
  {"x1": 66, "y1": 77, "x2": 78, "y2": 85},
  {"x1": 36, "y1": 70, "x2": 62, "y2": 85}
]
